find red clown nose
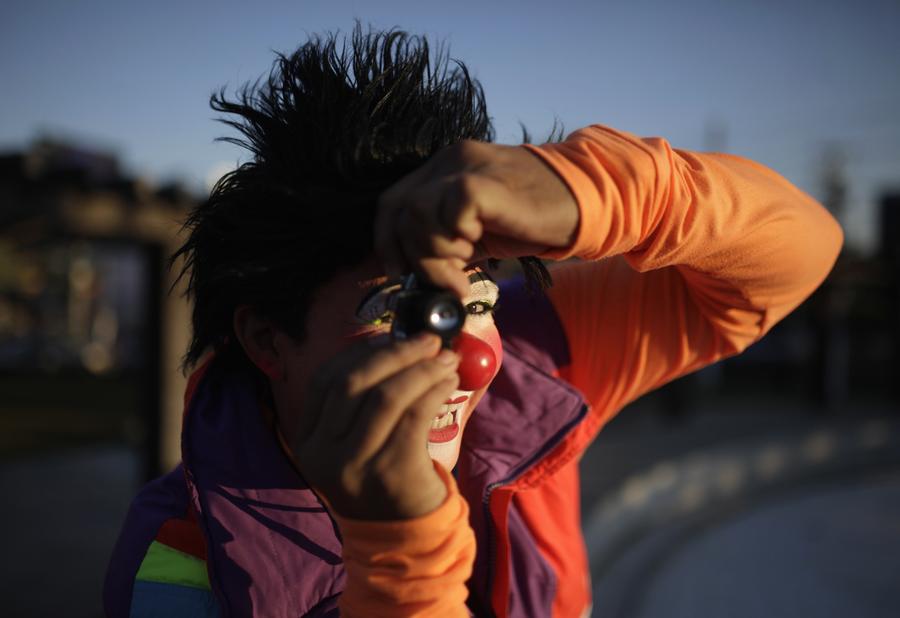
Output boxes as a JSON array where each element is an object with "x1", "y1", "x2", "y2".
[{"x1": 452, "y1": 331, "x2": 498, "y2": 391}]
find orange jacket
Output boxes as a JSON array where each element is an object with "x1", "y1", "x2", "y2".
[
  {"x1": 106, "y1": 124, "x2": 841, "y2": 618},
  {"x1": 338, "y1": 124, "x2": 842, "y2": 617}
]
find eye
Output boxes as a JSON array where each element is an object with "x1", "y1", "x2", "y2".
[
  {"x1": 369, "y1": 311, "x2": 394, "y2": 326},
  {"x1": 356, "y1": 290, "x2": 394, "y2": 326},
  {"x1": 466, "y1": 300, "x2": 496, "y2": 317}
]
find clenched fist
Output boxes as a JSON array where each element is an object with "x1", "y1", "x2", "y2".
[
  {"x1": 375, "y1": 141, "x2": 579, "y2": 297},
  {"x1": 291, "y1": 333, "x2": 459, "y2": 520}
]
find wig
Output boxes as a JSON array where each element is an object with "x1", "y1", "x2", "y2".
[{"x1": 173, "y1": 25, "x2": 551, "y2": 368}]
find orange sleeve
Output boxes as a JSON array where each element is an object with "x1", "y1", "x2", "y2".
[
  {"x1": 522, "y1": 125, "x2": 843, "y2": 418},
  {"x1": 334, "y1": 463, "x2": 475, "y2": 617}
]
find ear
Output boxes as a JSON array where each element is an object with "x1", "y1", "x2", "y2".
[{"x1": 232, "y1": 306, "x2": 286, "y2": 381}]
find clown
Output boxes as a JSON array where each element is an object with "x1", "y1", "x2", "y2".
[{"x1": 105, "y1": 27, "x2": 842, "y2": 618}]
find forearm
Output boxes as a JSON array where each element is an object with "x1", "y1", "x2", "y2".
[
  {"x1": 520, "y1": 124, "x2": 842, "y2": 413},
  {"x1": 527, "y1": 124, "x2": 843, "y2": 347},
  {"x1": 335, "y1": 463, "x2": 475, "y2": 617}
]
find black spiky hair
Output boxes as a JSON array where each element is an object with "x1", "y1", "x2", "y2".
[{"x1": 172, "y1": 25, "x2": 550, "y2": 368}]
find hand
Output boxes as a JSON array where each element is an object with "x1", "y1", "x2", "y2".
[
  {"x1": 291, "y1": 333, "x2": 459, "y2": 520},
  {"x1": 375, "y1": 141, "x2": 579, "y2": 297}
]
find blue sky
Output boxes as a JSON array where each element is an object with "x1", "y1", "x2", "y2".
[{"x1": 2, "y1": 0, "x2": 898, "y2": 250}]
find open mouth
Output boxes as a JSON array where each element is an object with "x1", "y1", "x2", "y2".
[{"x1": 428, "y1": 394, "x2": 470, "y2": 443}]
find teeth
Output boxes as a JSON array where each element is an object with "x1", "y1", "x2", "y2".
[
  {"x1": 432, "y1": 413, "x2": 453, "y2": 429},
  {"x1": 429, "y1": 392, "x2": 472, "y2": 432},
  {"x1": 430, "y1": 408, "x2": 459, "y2": 430}
]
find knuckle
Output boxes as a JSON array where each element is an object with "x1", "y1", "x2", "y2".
[
  {"x1": 447, "y1": 373, "x2": 461, "y2": 390},
  {"x1": 369, "y1": 383, "x2": 397, "y2": 411},
  {"x1": 435, "y1": 370, "x2": 459, "y2": 391},
  {"x1": 406, "y1": 401, "x2": 431, "y2": 423},
  {"x1": 369, "y1": 455, "x2": 394, "y2": 483},
  {"x1": 420, "y1": 256, "x2": 450, "y2": 276},
  {"x1": 398, "y1": 339, "x2": 431, "y2": 360},
  {"x1": 453, "y1": 139, "x2": 482, "y2": 161},
  {"x1": 452, "y1": 174, "x2": 480, "y2": 204},
  {"x1": 422, "y1": 361, "x2": 454, "y2": 384},
  {"x1": 449, "y1": 257, "x2": 468, "y2": 271},
  {"x1": 428, "y1": 235, "x2": 447, "y2": 255},
  {"x1": 342, "y1": 371, "x2": 368, "y2": 397},
  {"x1": 337, "y1": 464, "x2": 359, "y2": 492}
]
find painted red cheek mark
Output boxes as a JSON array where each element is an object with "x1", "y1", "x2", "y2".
[{"x1": 453, "y1": 332, "x2": 499, "y2": 391}]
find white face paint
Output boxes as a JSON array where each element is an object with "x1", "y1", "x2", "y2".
[
  {"x1": 424, "y1": 387, "x2": 475, "y2": 464},
  {"x1": 355, "y1": 271, "x2": 502, "y2": 470}
]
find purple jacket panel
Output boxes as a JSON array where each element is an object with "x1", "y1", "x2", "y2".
[
  {"x1": 494, "y1": 277, "x2": 572, "y2": 373},
  {"x1": 458, "y1": 278, "x2": 587, "y2": 617},
  {"x1": 182, "y1": 367, "x2": 346, "y2": 617},
  {"x1": 105, "y1": 277, "x2": 586, "y2": 617}
]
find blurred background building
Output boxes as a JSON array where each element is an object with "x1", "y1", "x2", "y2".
[
  {"x1": 1, "y1": 1, "x2": 898, "y2": 616},
  {"x1": 0, "y1": 139, "x2": 192, "y2": 476}
]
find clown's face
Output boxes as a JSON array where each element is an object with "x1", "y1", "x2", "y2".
[{"x1": 272, "y1": 256, "x2": 502, "y2": 471}]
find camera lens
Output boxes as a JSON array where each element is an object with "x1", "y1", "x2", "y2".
[
  {"x1": 390, "y1": 274, "x2": 465, "y2": 346},
  {"x1": 428, "y1": 300, "x2": 463, "y2": 333}
]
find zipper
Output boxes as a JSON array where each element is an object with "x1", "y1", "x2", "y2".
[{"x1": 479, "y1": 402, "x2": 589, "y2": 617}]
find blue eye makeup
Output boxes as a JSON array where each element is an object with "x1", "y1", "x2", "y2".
[
  {"x1": 355, "y1": 285, "x2": 399, "y2": 325},
  {"x1": 354, "y1": 271, "x2": 500, "y2": 327},
  {"x1": 465, "y1": 300, "x2": 496, "y2": 317}
]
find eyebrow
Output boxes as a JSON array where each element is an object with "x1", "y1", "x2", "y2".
[
  {"x1": 469, "y1": 270, "x2": 496, "y2": 285},
  {"x1": 355, "y1": 278, "x2": 402, "y2": 316},
  {"x1": 355, "y1": 271, "x2": 498, "y2": 316}
]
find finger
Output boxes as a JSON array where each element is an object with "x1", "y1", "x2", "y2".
[
  {"x1": 317, "y1": 333, "x2": 444, "y2": 437},
  {"x1": 409, "y1": 186, "x2": 477, "y2": 250},
  {"x1": 295, "y1": 334, "x2": 393, "y2": 443},
  {"x1": 375, "y1": 159, "x2": 444, "y2": 276},
  {"x1": 412, "y1": 257, "x2": 470, "y2": 298},
  {"x1": 395, "y1": 183, "x2": 474, "y2": 271},
  {"x1": 396, "y1": 211, "x2": 474, "y2": 285},
  {"x1": 347, "y1": 350, "x2": 459, "y2": 459},
  {"x1": 400, "y1": 201, "x2": 476, "y2": 261},
  {"x1": 439, "y1": 177, "x2": 486, "y2": 242},
  {"x1": 379, "y1": 372, "x2": 460, "y2": 456}
]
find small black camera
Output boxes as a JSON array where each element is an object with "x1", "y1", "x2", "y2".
[{"x1": 389, "y1": 274, "x2": 465, "y2": 348}]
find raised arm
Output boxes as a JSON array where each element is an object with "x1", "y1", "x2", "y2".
[
  {"x1": 373, "y1": 122, "x2": 842, "y2": 428},
  {"x1": 525, "y1": 125, "x2": 843, "y2": 416}
]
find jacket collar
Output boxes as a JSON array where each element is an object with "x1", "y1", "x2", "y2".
[
  {"x1": 456, "y1": 277, "x2": 589, "y2": 616},
  {"x1": 457, "y1": 349, "x2": 587, "y2": 617},
  {"x1": 181, "y1": 358, "x2": 345, "y2": 616},
  {"x1": 181, "y1": 333, "x2": 586, "y2": 617}
]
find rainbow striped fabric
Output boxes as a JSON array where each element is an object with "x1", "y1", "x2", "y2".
[{"x1": 129, "y1": 514, "x2": 221, "y2": 617}]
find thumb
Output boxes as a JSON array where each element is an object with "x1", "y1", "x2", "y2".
[{"x1": 386, "y1": 373, "x2": 459, "y2": 452}]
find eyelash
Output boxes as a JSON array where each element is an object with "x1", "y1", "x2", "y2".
[
  {"x1": 466, "y1": 300, "x2": 497, "y2": 317},
  {"x1": 364, "y1": 300, "x2": 497, "y2": 326}
]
